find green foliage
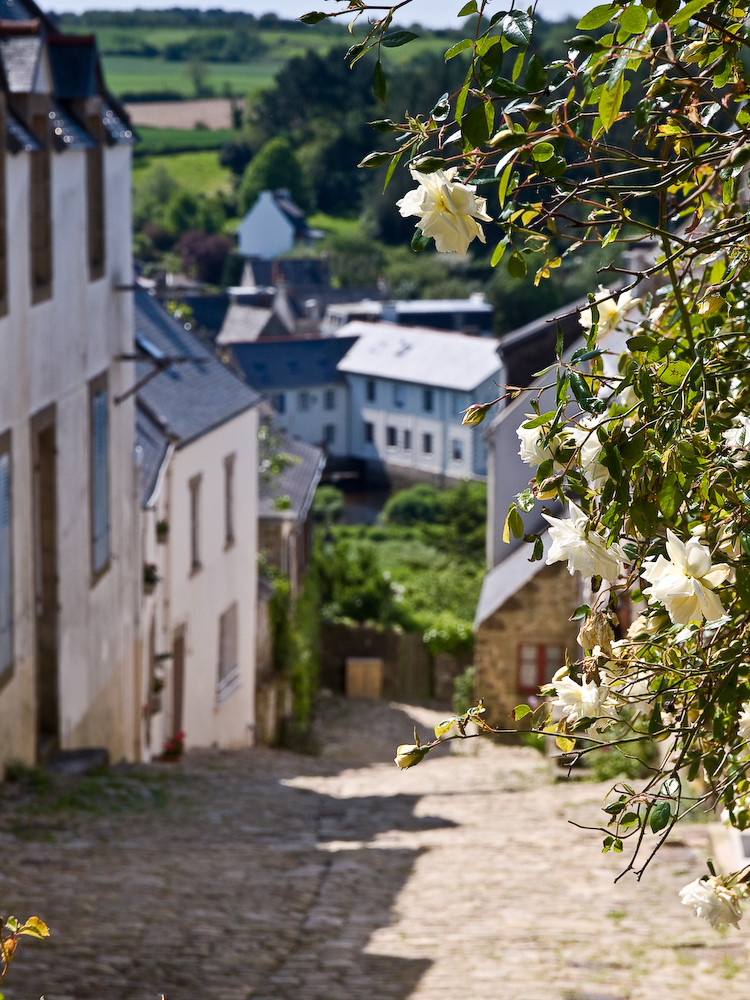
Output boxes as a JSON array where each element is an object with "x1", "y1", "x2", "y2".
[
  {"x1": 267, "y1": 570, "x2": 321, "y2": 739},
  {"x1": 452, "y1": 665, "x2": 476, "y2": 715},
  {"x1": 313, "y1": 485, "x2": 345, "y2": 525},
  {"x1": 238, "y1": 136, "x2": 310, "y2": 215},
  {"x1": 316, "y1": 536, "x2": 401, "y2": 624},
  {"x1": 383, "y1": 481, "x2": 486, "y2": 561},
  {"x1": 133, "y1": 126, "x2": 237, "y2": 158}
]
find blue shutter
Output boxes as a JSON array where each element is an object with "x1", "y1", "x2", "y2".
[
  {"x1": 0, "y1": 451, "x2": 11, "y2": 673},
  {"x1": 91, "y1": 389, "x2": 110, "y2": 573}
]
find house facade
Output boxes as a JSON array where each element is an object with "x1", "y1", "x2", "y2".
[
  {"x1": 337, "y1": 322, "x2": 504, "y2": 482},
  {"x1": 0, "y1": 6, "x2": 140, "y2": 768},
  {"x1": 135, "y1": 291, "x2": 261, "y2": 756},
  {"x1": 237, "y1": 189, "x2": 319, "y2": 260},
  {"x1": 229, "y1": 337, "x2": 356, "y2": 457}
]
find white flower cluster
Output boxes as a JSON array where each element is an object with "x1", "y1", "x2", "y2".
[
  {"x1": 542, "y1": 502, "x2": 626, "y2": 583},
  {"x1": 641, "y1": 530, "x2": 729, "y2": 626}
]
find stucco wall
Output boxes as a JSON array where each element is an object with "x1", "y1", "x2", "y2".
[{"x1": 0, "y1": 140, "x2": 139, "y2": 767}]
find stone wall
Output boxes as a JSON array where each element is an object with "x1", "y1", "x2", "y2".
[
  {"x1": 320, "y1": 623, "x2": 438, "y2": 701},
  {"x1": 474, "y1": 562, "x2": 580, "y2": 733}
]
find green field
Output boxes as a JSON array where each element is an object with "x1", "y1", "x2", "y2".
[
  {"x1": 133, "y1": 151, "x2": 234, "y2": 197},
  {"x1": 134, "y1": 125, "x2": 238, "y2": 157},
  {"x1": 102, "y1": 54, "x2": 288, "y2": 99}
]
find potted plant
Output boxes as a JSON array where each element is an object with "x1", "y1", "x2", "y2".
[
  {"x1": 143, "y1": 563, "x2": 159, "y2": 595},
  {"x1": 161, "y1": 730, "x2": 185, "y2": 761},
  {"x1": 156, "y1": 519, "x2": 169, "y2": 543}
]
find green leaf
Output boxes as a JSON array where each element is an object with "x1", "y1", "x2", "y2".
[
  {"x1": 369, "y1": 118, "x2": 397, "y2": 132},
  {"x1": 410, "y1": 227, "x2": 430, "y2": 252},
  {"x1": 18, "y1": 917, "x2": 50, "y2": 940},
  {"x1": 658, "y1": 473, "x2": 682, "y2": 519},
  {"x1": 462, "y1": 100, "x2": 494, "y2": 147},
  {"x1": 513, "y1": 704, "x2": 532, "y2": 720},
  {"x1": 656, "y1": 359, "x2": 690, "y2": 385},
  {"x1": 599, "y1": 71, "x2": 624, "y2": 132},
  {"x1": 382, "y1": 147, "x2": 403, "y2": 192},
  {"x1": 571, "y1": 604, "x2": 590, "y2": 621},
  {"x1": 445, "y1": 38, "x2": 474, "y2": 61},
  {"x1": 458, "y1": 0, "x2": 478, "y2": 14},
  {"x1": 532, "y1": 141, "x2": 555, "y2": 162},
  {"x1": 488, "y1": 77, "x2": 528, "y2": 97},
  {"x1": 372, "y1": 60, "x2": 386, "y2": 103},
  {"x1": 501, "y1": 10, "x2": 533, "y2": 47},
  {"x1": 299, "y1": 11, "x2": 327, "y2": 24},
  {"x1": 431, "y1": 93, "x2": 451, "y2": 121},
  {"x1": 508, "y1": 252, "x2": 527, "y2": 279},
  {"x1": 503, "y1": 504, "x2": 524, "y2": 543},
  {"x1": 491, "y1": 237, "x2": 508, "y2": 265},
  {"x1": 382, "y1": 30, "x2": 419, "y2": 47},
  {"x1": 577, "y1": 3, "x2": 617, "y2": 29},
  {"x1": 649, "y1": 800, "x2": 672, "y2": 834},
  {"x1": 524, "y1": 52, "x2": 546, "y2": 92},
  {"x1": 619, "y1": 5, "x2": 648, "y2": 33}
]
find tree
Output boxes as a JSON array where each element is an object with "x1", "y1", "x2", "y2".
[
  {"x1": 237, "y1": 136, "x2": 310, "y2": 215},
  {"x1": 306, "y1": 0, "x2": 750, "y2": 929}
]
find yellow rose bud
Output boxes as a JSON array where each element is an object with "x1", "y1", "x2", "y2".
[
  {"x1": 394, "y1": 744, "x2": 429, "y2": 769},
  {"x1": 461, "y1": 402, "x2": 492, "y2": 426}
]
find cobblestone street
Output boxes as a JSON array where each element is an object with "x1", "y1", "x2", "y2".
[{"x1": 2, "y1": 695, "x2": 749, "y2": 1000}]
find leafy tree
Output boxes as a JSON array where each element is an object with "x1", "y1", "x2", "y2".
[
  {"x1": 237, "y1": 136, "x2": 310, "y2": 215},
  {"x1": 308, "y1": 0, "x2": 750, "y2": 928}
]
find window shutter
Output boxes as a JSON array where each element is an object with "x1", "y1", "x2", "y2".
[
  {"x1": 91, "y1": 389, "x2": 110, "y2": 573},
  {"x1": 0, "y1": 452, "x2": 12, "y2": 672}
]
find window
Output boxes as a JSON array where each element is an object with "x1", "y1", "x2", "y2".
[
  {"x1": 324, "y1": 424, "x2": 336, "y2": 446},
  {"x1": 364, "y1": 421, "x2": 374, "y2": 444},
  {"x1": 86, "y1": 113, "x2": 105, "y2": 280},
  {"x1": 365, "y1": 379, "x2": 376, "y2": 402},
  {"x1": 30, "y1": 113, "x2": 52, "y2": 303},
  {"x1": 403, "y1": 429, "x2": 412, "y2": 450},
  {"x1": 224, "y1": 454, "x2": 235, "y2": 548},
  {"x1": 0, "y1": 432, "x2": 12, "y2": 681},
  {"x1": 217, "y1": 602, "x2": 240, "y2": 702},
  {"x1": 452, "y1": 391, "x2": 465, "y2": 417},
  {"x1": 393, "y1": 384, "x2": 405, "y2": 409},
  {"x1": 89, "y1": 375, "x2": 110, "y2": 579},
  {"x1": 423, "y1": 388, "x2": 434, "y2": 412},
  {"x1": 271, "y1": 393, "x2": 286, "y2": 415},
  {"x1": 298, "y1": 390, "x2": 310, "y2": 412},
  {"x1": 422, "y1": 433, "x2": 433, "y2": 455},
  {"x1": 452, "y1": 439, "x2": 463, "y2": 462},
  {"x1": 517, "y1": 643, "x2": 564, "y2": 696},
  {"x1": 0, "y1": 102, "x2": 7, "y2": 317},
  {"x1": 386, "y1": 426, "x2": 397, "y2": 447},
  {"x1": 189, "y1": 474, "x2": 202, "y2": 573},
  {"x1": 324, "y1": 389, "x2": 336, "y2": 411}
]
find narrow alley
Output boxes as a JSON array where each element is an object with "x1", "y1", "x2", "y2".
[{"x1": 2, "y1": 696, "x2": 747, "y2": 1000}]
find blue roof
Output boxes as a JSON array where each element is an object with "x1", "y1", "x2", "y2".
[
  {"x1": 135, "y1": 401, "x2": 170, "y2": 508},
  {"x1": 230, "y1": 337, "x2": 358, "y2": 392},
  {"x1": 134, "y1": 291, "x2": 260, "y2": 450}
]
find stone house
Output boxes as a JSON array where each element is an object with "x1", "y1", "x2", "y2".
[{"x1": 0, "y1": 4, "x2": 141, "y2": 768}]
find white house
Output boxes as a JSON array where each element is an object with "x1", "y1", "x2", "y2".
[
  {"x1": 0, "y1": 5, "x2": 141, "y2": 767},
  {"x1": 229, "y1": 337, "x2": 357, "y2": 457},
  {"x1": 237, "y1": 189, "x2": 319, "y2": 260},
  {"x1": 134, "y1": 291, "x2": 261, "y2": 756},
  {"x1": 337, "y1": 321, "x2": 504, "y2": 482}
]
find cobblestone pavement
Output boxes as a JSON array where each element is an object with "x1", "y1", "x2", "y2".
[{"x1": 2, "y1": 695, "x2": 749, "y2": 1000}]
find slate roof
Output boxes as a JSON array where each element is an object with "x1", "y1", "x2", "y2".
[
  {"x1": 0, "y1": 0, "x2": 45, "y2": 19},
  {"x1": 134, "y1": 290, "x2": 261, "y2": 451},
  {"x1": 135, "y1": 400, "x2": 172, "y2": 508},
  {"x1": 47, "y1": 33, "x2": 98, "y2": 98},
  {"x1": 218, "y1": 302, "x2": 292, "y2": 345},
  {"x1": 0, "y1": 32, "x2": 42, "y2": 90},
  {"x1": 473, "y1": 532, "x2": 551, "y2": 630},
  {"x1": 259, "y1": 434, "x2": 325, "y2": 522},
  {"x1": 244, "y1": 257, "x2": 330, "y2": 290},
  {"x1": 230, "y1": 336, "x2": 358, "y2": 392},
  {"x1": 337, "y1": 321, "x2": 503, "y2": 392}
]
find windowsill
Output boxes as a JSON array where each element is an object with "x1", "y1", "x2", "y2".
[
  {"x1": 91, "y1": 560, "x2": 110, "y2": 589},
  {"x1": 216, "y1": 665, "x2": 241, "y2": 705},
  {"x1": 31, "y1": 282, "x2": 52, "y2": 305}
]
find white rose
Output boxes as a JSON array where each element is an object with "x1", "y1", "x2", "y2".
[
  {"x1": 579, "y1": 285, "x2": 639, "y2": 335},
  {"x1": 679, "y1": 875, "x2": 742, "y2": 929},
  {"x1": 542, "y1": 501, "x2": 627, "y2": 583},
  {"x1": 397, "y1": 167, "x2": 492, "y2": 256},
  {"x1": 641, "y1": 530, "x2": 730, "y2": 625}
]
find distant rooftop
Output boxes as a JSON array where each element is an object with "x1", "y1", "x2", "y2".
[
  {"x1": 337, "y1": 321, "x2": 502, "y2": 392},
  {"x1": 230, "y1": 336, "x2": 358, "y2": 392}
]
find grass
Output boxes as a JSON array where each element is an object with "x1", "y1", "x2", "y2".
[
  {"x1": 133, "y1": 150, "x2": 234, "y2": 197},
  {"x1": 134, "y1": 125, "x2": 238, "y2": 157}
]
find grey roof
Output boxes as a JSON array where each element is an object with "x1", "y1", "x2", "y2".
[
  {"x1": 387, "y1": 297, "x2": 492, "y2": 316},
  {"x1": 272, "y1": 190, "x2": 311, "y2": 236},
  {"x1": 337, "y1": 322, "x2": 503, "y2": 391},
  {"x1": 244, "y1": 257, "x2": 330, "y2": 291},
  {"x1": 102, "y1": 101, "x2": 136, "y2": 145},
  {"x1": 1, "y1": 33, "x2": 42, "y2": 91},
  {"x1": 6, "y1": 105, "x2": 39, "y2": 150},
  {"x1": 217, "y1": 302, "x2": 292, "y2": 345},
  {"x1": 259, "y1": 434, "x2": 325, "y2": 522},
  {"x1": 134, "y1": 290, "x2": 261, "y2": 450},
  {"x1": 49, "y1": 99, "x2": 96, "y2": 149},
  {"x1": 135, "y1": 401, "x2": 171, "y2": 508},
  {"x1": 230, "y1": 336, "x2": 358, "y2": 392},
  {"x1": 47, "y1": 34, "x2": 98, "y2": 98},
  {"x1": 0, "y1": 0, "x2": 45, "y2": 19},
  {"x1": 474, "y1": 532, "x2": 551, "y2": 630}
]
